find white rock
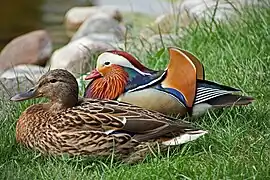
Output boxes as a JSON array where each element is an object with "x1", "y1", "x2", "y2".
[
  {"x1": 0, "y1": 30, "x2": 52, "y2": 71},
  {"x1": 0, "y1": 65, "x2": 48, "y2": 99},
  {"x1": 71, "y1": 13, "x2": 126, "y2": 42},
  {"x1": 65, "y1": 6, "x2": 122, "y2": 37},
  {"x1": 50, "y1": 37, "x2": 116, "y2": 76},
  {"x1": 139, "y1": 12, "x2": 190, "y2": 39},
  {"x1": 178, "y1": 0, "x2": 264, "y2": 22},
  {"x1": 0, "y1": 64, "x2": 48, "y2": 81},
  {"x1": 145, "y1": 34, "x2": 181, "y2": 51},
  {"x1": 83, "y1": 33, "x2": 122, "y2": 43},
  {"x1": 191, "y1": 2, "x2": 235, "y2": 21},
  {"x1": 178, "y1": 0, "x2": 215, "y2": 13}
]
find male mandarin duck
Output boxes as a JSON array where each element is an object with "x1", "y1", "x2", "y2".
[
  {"x1": 84, "y1": 47, "x2": 254, "y2": 117},
  {"x1": 10, "y1": 69, "x2": 206, "y2": 163}
]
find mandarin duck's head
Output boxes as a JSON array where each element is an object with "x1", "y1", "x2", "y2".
[
  {"x1": 85, "y1": 50, "x2": 150, "y2": 80},
  {"x1": 11, "y1": 69, "x2": 79, "y2": 108},
  {"x1": 84, "y1": 50, "x2": 151, "y2": 99}
]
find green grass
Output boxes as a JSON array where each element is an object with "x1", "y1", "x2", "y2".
[{"x1": 1, "y1": 6, "x2": 270, "y2": 180}]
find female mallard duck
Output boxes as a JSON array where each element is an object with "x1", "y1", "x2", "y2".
[
  {"x1": 84, "y1": 47, "x2": 254, "y2": 117},
  {"x1": 10, "y1": 69, "x2": 206, "y2": 162}
]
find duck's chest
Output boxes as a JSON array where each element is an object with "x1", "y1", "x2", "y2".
[{"x1": 16, "y1": 106, "x2": 51, "y2": 148}]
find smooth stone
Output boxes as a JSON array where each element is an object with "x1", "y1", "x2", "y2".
[
  {"x1": 71, "y1": 13, "x2": 126, "y2": 42},
  {"x1": 0, "y1": 65, "x2": 48, "y2": 99},
  {"x1": 139, "y1": 12, "x2": 190, "y2": 39},
  {"x1": 177, "y1": 0, "x2": 264, "y2": 21},
  {"x1": 0, "y1": 30, "x2": 52, "y2": 71},
  {"x1": 0, "y1": 64, "x2": 48, "y2": 80},
  {"x1": 146, "y1": 34, "x2": 182, "y2": 51},
  {"x1": 65, "y1": 6, "x2": 123, "y2": 37},
  {"x1": 50, "y1": 37, "x2": 116, "y2": 77},
  {"x1": 83, "y1": 33, "x2": 122, "y2": 43}
]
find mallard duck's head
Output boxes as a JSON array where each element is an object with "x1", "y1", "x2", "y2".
[{"x1": 11, "y1": 69, "x2": 78, "y2": 107}]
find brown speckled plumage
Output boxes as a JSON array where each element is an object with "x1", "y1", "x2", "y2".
[{"x1": 11, "y1": 69, "x2": 206, "y2": 162}]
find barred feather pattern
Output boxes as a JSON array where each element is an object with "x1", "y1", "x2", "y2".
[
  {"x1": 86, "y1": 65, "x2": 128, "y2": 100},
  {"x1": 16, "y1": 102, "x2": 140, "y2": 156}
]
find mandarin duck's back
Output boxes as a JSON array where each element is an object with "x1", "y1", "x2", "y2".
[
  {"x1": 84, "y1": 47, "x2": 254, "y2": 117},
  {"x1": 11, "y1": 69, "x2": 207, "y2": 163}
]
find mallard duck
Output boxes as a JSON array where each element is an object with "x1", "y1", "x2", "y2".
[
  {"x1": 10, "y1": 69, "x2": 206, "y2": 163},
  {"x1": 84, "y1": 47, "x2": 254, "y2": 117}
]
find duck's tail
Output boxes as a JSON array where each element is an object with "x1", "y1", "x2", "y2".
[
  {"x1": 206, "y1": 94, "x2": 254, "y2": 107},
  {"x1": 123, "y1": 128, "x2": 207, "y2": 163},
  {"x1": 192, "y1": 79, "x2": 254, "y2": 116},
  {"x1": 161, "y1": 129, "x2": 208, "y2": 146},
  {"x1": 129, "y1": 117, "x2": 207, "y2": 146}
]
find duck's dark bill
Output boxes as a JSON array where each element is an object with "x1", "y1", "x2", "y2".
[{"x1": 10, "y1": 87, "x2": 37, "y2": 101}]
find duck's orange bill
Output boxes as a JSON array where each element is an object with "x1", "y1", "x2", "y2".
[{"x1": 85, "y1": 69, "x2": 102, "y2": 80}]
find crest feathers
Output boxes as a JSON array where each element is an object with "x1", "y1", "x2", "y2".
[{"x1": 108, "y1": 50, "x2": 151, "y2": 72}]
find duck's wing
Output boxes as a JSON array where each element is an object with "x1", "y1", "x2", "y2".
[
  {"x1": 161, "y1": 47, "x2": 197, "y2": 108},
  {"x1": 57, "y1": 99, "x2": 206, "y2": 145},
  {"x1": 51, "y1": 102, "x2": 139, "y2": 155}
]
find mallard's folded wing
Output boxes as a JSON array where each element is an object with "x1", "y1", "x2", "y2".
[
  {"x1": 51, "y1": 99, "x2": 206, "y2": 148},
  {"x1": 78, "y1": 99, "x2": 204, "y2": 143}
]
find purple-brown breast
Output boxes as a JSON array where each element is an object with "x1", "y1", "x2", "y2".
[{"x1": 85, "y1": 65, "x2": 129, "y2": 100}]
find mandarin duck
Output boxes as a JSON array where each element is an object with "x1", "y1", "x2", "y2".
[
  {"x1": 10, "y1": 69, "x2": 206, "y2": 163},
  {"x1": 84, "y1": 47, "x2": 254, "y2": 117}
]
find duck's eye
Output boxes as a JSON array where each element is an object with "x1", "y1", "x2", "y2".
[
  {"x1": 104, "y1": 62, "x2": 110, "y2": 66},
  {"x1": 49, "y1": 79, "x2": 57, "y2": 83}
]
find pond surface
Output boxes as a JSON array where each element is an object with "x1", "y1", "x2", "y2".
[{"x1": 0, "y1": 0, "x2": 171, "y2": 50}]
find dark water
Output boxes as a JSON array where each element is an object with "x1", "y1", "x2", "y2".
[
  {"x1": 0, "y1": 0, "x2": 92, "y2": 50},
  {"x1": 0, "y1": 0, "x2": 171, "y2": 50}
]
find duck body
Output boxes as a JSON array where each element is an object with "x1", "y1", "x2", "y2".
[
  {"x1": 85, "y1": 65, "x2": 188, "y2": 115},
  {"x1": 84, "y1": 47, "x2": 254, "y2": 117},
  {"x1": 11, "y1": 69, "x2": 206, "y2": 162},
  {"x1": 16, "y1": 101, "x2": 139, "y2": 156}
]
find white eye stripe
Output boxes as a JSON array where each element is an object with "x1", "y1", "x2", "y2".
[
  {"x1": 97, "y1": 52, "x2": 133, "y2": 68},
  {"x1": 97, "y1": 52, "x2": 151, "y2": 76}
]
